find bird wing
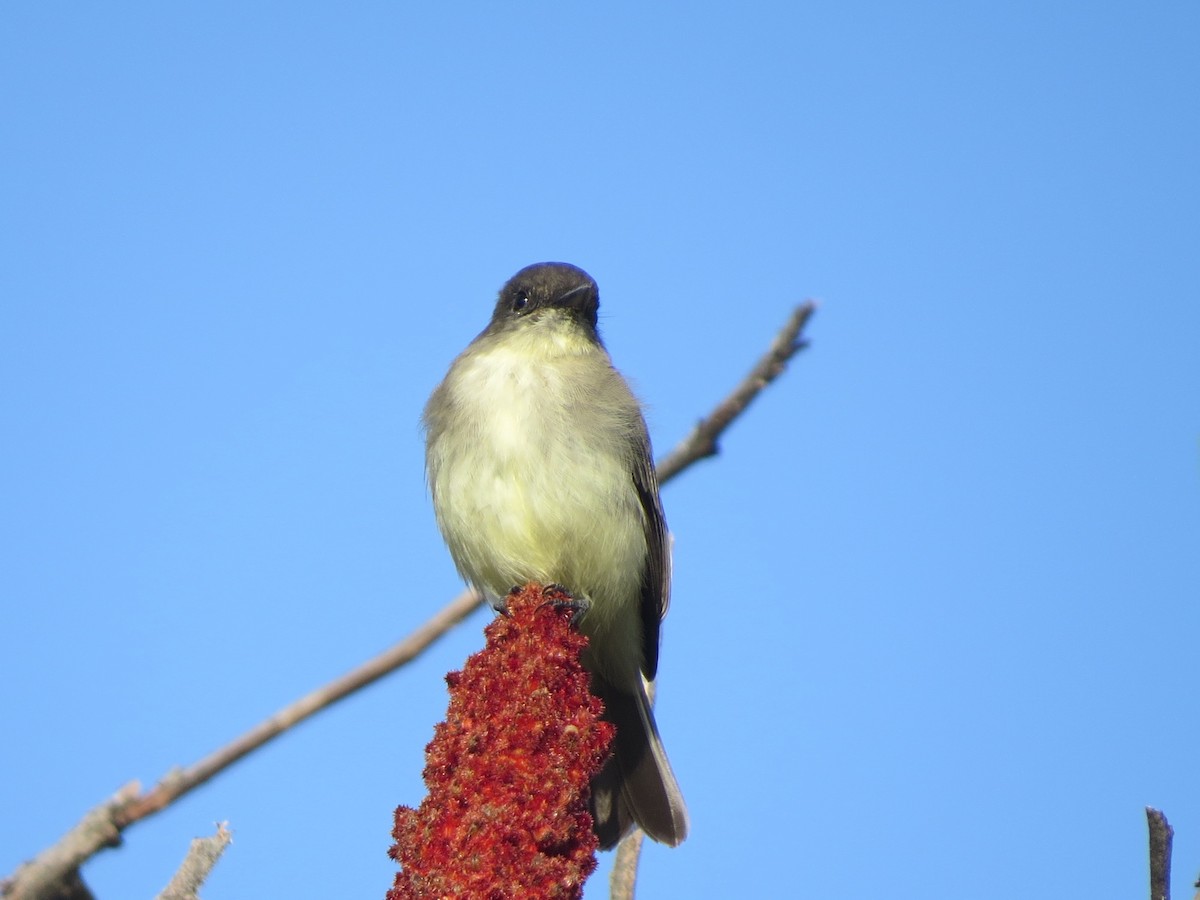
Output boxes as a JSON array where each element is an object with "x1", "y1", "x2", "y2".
[{"x1": 631, "y1": 439, "x2": 670, "y2": 680}]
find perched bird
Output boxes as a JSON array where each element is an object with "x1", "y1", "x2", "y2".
[{"x1": 422, "y1": 262, "x2": 689, "y2": 848}]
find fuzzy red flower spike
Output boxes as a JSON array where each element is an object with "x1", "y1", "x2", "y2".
[{"x1": 387, "y1": 583, "x2": 614, "y2": 900}]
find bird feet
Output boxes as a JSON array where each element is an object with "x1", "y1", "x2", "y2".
[{"x1": 540, "y1": 583, "x2": 591, "y2": 627}]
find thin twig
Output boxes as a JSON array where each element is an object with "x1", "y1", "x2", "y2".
[
  {"x1": 1, "y1": 591, "x2": 483, "y2": 899},
  {"x1": 1148, "y1": 807, "x2": 1174, "y2": 900},
  {"x1": 118, "y1": 587, "x2": 484, "y2": 826},
  {"x1": 609, "y1": 830, "x2": 645, "y2": 900},
  {"x1": 656, "y1": 301, "x2": 815, "y2": 482},
  {"x1": 2, "y1": 302, "x2": 816, "y2": 898},
  {"x1": 155, "y1": 823, "x2": 232, "y2": 900}
]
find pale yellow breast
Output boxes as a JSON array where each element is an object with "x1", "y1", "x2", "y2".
[{"x1": 425, "y1": 321, "x2": 649, "y2": 682}]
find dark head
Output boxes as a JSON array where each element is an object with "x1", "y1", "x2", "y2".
[{"x1": 486, "y1": 262, "x2": 601, "y2": 341}]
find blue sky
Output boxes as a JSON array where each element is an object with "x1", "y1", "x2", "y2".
[{"x1": 3, "y1": 3, "x2": 1198, "y2": 898}]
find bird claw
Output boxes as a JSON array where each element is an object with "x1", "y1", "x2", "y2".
[
  {"x1": 490, "y1": 587, "x2": 522, "y2": 617},
  {"x1": 541, "y1": 584, "x2": 591, "y2": 626}
]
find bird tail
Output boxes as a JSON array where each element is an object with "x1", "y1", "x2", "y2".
[{"x1": 590, "y1": 675, "x2": 689, "y2": 849}]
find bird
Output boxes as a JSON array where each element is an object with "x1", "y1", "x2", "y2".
[{"x1": 422, "y1": 261, "x2": 689, "y2": 849}]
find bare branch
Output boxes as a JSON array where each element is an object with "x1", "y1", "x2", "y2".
[
  {"x1": 155, "y1": 824, "x2": 232, "y2": 900},
  {"x1": 656, "y1": 301, "x2": 815, "y2": 483},
  {"x1": 1148, "y1": 807, "x2": 1174, "y2": 900},
  {"x1": 1, "y1": 782, "x2": 138, "y2": 900},
  {"x1": 3, "y1": 302, "x2": 815, "y2": 897},
  {"x1": 2, "y1": 593, "x2": 481, "y2": 899},
  {"x1": 608, "y1": 830, "x2": 645, "y2": 900},
  {"x1": 117, "y1": 587, "x2": 484, "y2": 827}
]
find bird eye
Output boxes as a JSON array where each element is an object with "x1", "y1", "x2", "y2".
[{"x1": 512, "y1": 290, "x2": 530, "y2": 312}]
